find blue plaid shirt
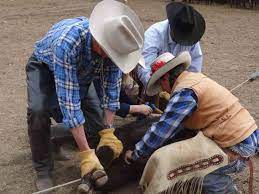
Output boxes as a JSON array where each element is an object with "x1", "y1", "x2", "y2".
[
  {"x1": 132, "y1": 89, "x2": 258, "y2": 160},
  {"x1": 34, "y1": 17, "x2": 122, "y2": 129}
]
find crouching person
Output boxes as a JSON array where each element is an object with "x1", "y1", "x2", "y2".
[
  {"x1": 26, "y1": 0, "x2": 145, "y2": 192},
  {"x1": 125, "y1": 52, "x2": 258, "y2": 194}
]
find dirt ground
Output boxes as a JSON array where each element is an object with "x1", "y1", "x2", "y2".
[{"x1": 0, "y1": 0, "x2": 258, "y2": 193}]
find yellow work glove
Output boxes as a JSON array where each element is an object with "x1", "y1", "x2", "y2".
[
  {"x1": 79, "y1": 149, "x2": 104, "y2": 177},
  {"x1": 159, "y1": 91, "x2": 170, "y2": 101},
  {"x1": 97, "y1": 128, "x2": 123, "y2": 159}
]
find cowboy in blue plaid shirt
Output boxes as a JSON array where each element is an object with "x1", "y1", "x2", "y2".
[{"x1": 26, "y1": 0, "x2": 145, "y2": 192}]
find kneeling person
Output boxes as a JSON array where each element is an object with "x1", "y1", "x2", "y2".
[{"x1": 125, "y1": 52, "x2": 258, "y2": 193}]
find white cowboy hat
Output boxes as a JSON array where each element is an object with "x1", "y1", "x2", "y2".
[
  {"x1": 146, "y1": 51, "x2": 191, "y2": 96},
  {"x1": 89, "y1": 0, "x2": 145, "y2": 74}
]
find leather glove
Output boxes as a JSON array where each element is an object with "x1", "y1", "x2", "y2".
[
  {"x1": 97, "y1": 128, "x2": 123, "y2": 159},
  {"x1": 79, "y1": 149, "x2": 104, "y2": 177},
  {"x1": 159, "y1": 91, "x2": 170, "y2": 101}
]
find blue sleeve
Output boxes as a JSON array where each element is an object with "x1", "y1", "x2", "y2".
[
  {"x1": 101, "y1": 58, "x2": 122, "y2": 112},
  {"x1": 52, "y1": 38, "x2": 85, "y2": 129},
  {"x1": 132, "y1": 89, "x2": 198, "y2": 160}
]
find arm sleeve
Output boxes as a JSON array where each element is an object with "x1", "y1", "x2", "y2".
[
  {"x1": 138, "y1": 26, "x2": 162, "y2": 87},
  {"x1": 188, "y1": 42, "x2": 203, "y2": 72},
  {"x1": 52, "y1": 42, "x2": 85, "y2": 129},
  {"x1": 132, "y1": 89, "x2": 198, "y2": 160},
  {"x1": 101, "y1": 58, "x2": 122, "y2": 112}
]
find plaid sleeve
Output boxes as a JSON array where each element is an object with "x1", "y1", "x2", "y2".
[
  {"x1": 101, "y1": 58, "x2": 122, "y2": 112},
  {"x1": 132, "y1": 89, "x2": 198, "y2": 160},
  {"x1": 52, "y1": 40, "x2": 85, "y2": 129}
]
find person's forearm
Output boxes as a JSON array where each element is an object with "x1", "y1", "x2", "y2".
[
  {"x1": 71, "y1": 125, "x2": 90, "y2": 151},
  {"x1": 103, "y1": 109, "x2": 116, "y2": 126}
]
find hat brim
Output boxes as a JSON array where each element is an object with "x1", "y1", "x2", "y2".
[
  {"x1": 89, "y1": 0, "x2": 144, "y2": 74},
  {"x1": 167, "y1": 2, "x2": 205, "y2": 46},
  {"x1": 146, "y1": 51, "x2": 191, "y2": 96}
]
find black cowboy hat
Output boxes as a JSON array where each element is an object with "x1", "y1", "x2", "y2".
[{"x1": 166, "y1": 2, "x2": 205, "y2": 46}]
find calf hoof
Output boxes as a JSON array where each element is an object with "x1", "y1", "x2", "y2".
[
  {"x1": 78, "y1": 174, "x2": 93, "y2": 194},
  {"x1": 92, "y1": 170, "x2": 108, "y2": 187},
  {"x1": 96, "y1": 146, "x2": 114, "y2": 168}
]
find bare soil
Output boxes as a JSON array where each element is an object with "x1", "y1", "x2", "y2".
[{"x1": 0, "y1": 0, "x2": 258, "y2": 193}]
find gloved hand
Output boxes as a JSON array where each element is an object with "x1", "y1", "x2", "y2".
[
  {"x1": 97, "y1": 128, "x2": 123, "y2": 159},
  {"x1": 79, "y1": 149, "x2": 104, "y2": 177},
  {"x1": 159, "y1": 91, "x2": 170, "y2": 101},
  {"x1": 78, "y1": 149, "x2": 108, "y2": 192}
]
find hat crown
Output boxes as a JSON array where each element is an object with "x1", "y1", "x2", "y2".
[
  {"x1": 151, "y1": 52, "x2": 175, "y2": 74},
  {"x1": 146, "y1": 51, "x2": 191, "y2": 96},
  {"x1": 175, "y1": 6, "x2": 195, "y2": 33},
  {"x1": 166, "y1": 2, "x2": 205, "y2": 46},
  {"x1": 89, "y1": 0, "x2": 145, "y2": 73},
  {"x1": 105, "y1": 15, "x2": 143, "y2": 54},
  {"x1": 152, "y1": 53, "x2": 175, "y2": 66}
]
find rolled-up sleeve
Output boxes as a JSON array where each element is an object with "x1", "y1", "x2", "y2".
[
  {"x1": 101, "y1": 59, "x2": 122, "y2": 112},
  {"x1": 52, "y1": 42, "x2": 85, "y2": 129},
  {"x1": 138, "y1": 26, "x2": 162, "y2": 87}
]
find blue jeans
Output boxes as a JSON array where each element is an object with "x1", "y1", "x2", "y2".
[{"x1": 202, "y1": 142, "x2": 257, "y2": 194}]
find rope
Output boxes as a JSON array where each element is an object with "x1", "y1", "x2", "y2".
[
  {"x1": 230, "y1": 70, "x2": 259, "y2": 92},
  {"x1": 32, "y1": 178, "x2": 81, "y2": 194},
  {"x1": 230, "y1": 78, "x2": 251, "y2": 92}
]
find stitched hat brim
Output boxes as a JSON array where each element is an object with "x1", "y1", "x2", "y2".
[{"x1": 146, "y1": 51, "x2": 191, "y2": 96}]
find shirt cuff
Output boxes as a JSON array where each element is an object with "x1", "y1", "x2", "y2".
[
  {"x1": 62, "y1": 110, "x2": 85, "y2": 129},
  {"x1": 102, "y1": 101, "x2": 120, "y2": 112},
  {"x1": 116, "y1": 103, "x2": 130, "y2": 118}
]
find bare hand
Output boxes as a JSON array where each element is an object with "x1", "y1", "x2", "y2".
[
  {"x1": 130, "y1": 104, "x2": 153, "y2": 116},
  {"x1": 124, "y1": 150, "x2": 133, "y2": 164},
  {"x1": 139, "y1": 104, "x2": 153, "y2": 116}
]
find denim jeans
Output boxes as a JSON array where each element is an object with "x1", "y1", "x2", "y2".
[{"x1": 202, "y1": 142, "x2": 257, "y2": 194}]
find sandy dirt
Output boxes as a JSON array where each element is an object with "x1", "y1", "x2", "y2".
[{"x1": 0, "y1": 0, "x2": 258, "y2": 193}]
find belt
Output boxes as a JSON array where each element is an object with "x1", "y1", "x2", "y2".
[{"x1": 223, "y1": 149, "x2": 254, "y2": 194}]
